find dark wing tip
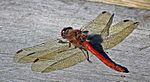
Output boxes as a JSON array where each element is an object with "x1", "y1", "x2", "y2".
[
  {"x1": 16, "y1": 49, "x2": 23, "y2": 54},
  {"x1": 123, "y1": 20, "x2": 130, "y2": 22},
  {"x1": 102, "y1": 11, "x2": 107, "y2": 14},
  {"x1": 33, "y1": 58, "x2": 39, "y2": 63},
  {"x1": 112, "y1": 13, "x2": 114, "y2": 17}
]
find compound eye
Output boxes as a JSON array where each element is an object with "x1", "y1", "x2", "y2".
[
  {"x1": 61, "y1": 27, "x2": 73, "y2": 39},
  {"x1": 61, "y1": 31, "x2": 66, "y2": 39},
  {"x1": 65, "y1": 27, "x2": 73, "y2": 30}
]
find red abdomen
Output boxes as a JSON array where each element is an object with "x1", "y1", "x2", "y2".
[{"x1": 82, "y1": 41, "x2": 129, "y2": 73}]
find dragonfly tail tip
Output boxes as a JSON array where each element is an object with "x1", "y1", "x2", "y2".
[{"x1": 123, "y1": 67, "x2": 129, "y2": 73}]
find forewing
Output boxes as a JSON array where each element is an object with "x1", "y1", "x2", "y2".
[
  {"x1": 14, "y1": 40, "x2": 70, "y2": 63},
  {"x1": 86, "y1": 11, "x2": 113, "y2": 37}
]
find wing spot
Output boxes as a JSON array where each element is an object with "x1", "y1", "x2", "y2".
[
  {"x1": 16, "y1": 49, "x2": 23, "y2": 54},
  {"x1": 33, "y1": 58, "x2": 39, "y2": 63},
  {"x1": 42, "y1": 43, "x2": 45, "y2": 44},
  {"x1": 102, "y1": 11, "x2": 107, "y2": 14},
  {"x1": 123, "y1": 20, "x2": 129, "y2": 22}
]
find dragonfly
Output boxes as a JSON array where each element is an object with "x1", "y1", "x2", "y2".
[{"x1": 14, "y1": 11, "x2": 139, "y2": 73}]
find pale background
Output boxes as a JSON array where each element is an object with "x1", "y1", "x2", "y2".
[{"x1": 0, "y1": 0, "x2": 150, "y2": 82}]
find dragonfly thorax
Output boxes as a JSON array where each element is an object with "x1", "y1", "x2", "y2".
[{"x1": 61, "y1": 27, "x2": 87, "y2": 47}]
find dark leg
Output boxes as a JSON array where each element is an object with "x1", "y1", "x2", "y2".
[
  {"x1": 57, "y1": 39, "x2": 71, "y2": 48},
  {"x1": 69, "y1": 42, "x2": 71, "y2": 47},
  {"x1": 80, "y1": 48, "x2": 92, "y2": 63},
  {"x1": 57, "y1": 39, "x2": 68, "y2": 43}
]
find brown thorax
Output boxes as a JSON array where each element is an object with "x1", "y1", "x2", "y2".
[{"x1": 61, "y1": 27, "x2": 87, "y2": 48}]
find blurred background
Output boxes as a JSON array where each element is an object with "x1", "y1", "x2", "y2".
[{"x1": 0, "y1": 0, "x2": 150, "y2": 82}]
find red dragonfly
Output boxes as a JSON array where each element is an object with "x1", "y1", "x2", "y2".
[{"x1": 14, "y1": 11, "x2": 138, "y2": 73}]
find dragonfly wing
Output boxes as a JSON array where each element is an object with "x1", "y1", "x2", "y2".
[
  {"x1": 102, "y1": 20, "x2": 139, "y2": 49},
  {"x1": 14, "y1": 40, "x2": 70, "y2": 63},
  {"x1": 86, "y1": 11, "x2": 113, "y2": 36},
  {"x1": 31, "y1": 48, "x2": 87, "y2": 73},
  {"x1": 15, "y1": 50, "x2": 53, "y2": 63},
  {"x1": 15, "y1": 39, "x2": 89, "y2": 72}
]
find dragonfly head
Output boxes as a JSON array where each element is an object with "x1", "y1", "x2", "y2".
[{"x1": 61, "y1": 27, "x2": 73, "y2": 39}]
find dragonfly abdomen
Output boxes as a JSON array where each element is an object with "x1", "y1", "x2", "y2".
[{"x1": 82, "y1": 41, "x2": 129, "y2": 73}]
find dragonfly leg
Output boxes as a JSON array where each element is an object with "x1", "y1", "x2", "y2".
[
  {"x1": 69, "y1": 42, "x2": 71, "y2": 47},
  {"x1": 80, "y1": 48, "x2": 92, "y2": 63},
  {"x1": 57, "y1": 39, "x2": 68, "y2": 43},
  {"x1": 57, "y1": 39, "x2": 72, "y2": 48},
  {"x1": 74, "y1": 46, "x2": 77, "y2": 49}
]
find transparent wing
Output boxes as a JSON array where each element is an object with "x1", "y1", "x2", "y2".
[
  {"x1": 85, "y1": 11, "x2": 114, "y2": 37},
  {"x1": 102, "y1": 20, "x2": 139, "y2": 49},
  {"x1": 14, "y1": 40, "x2": 70, "y2": 63}
]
